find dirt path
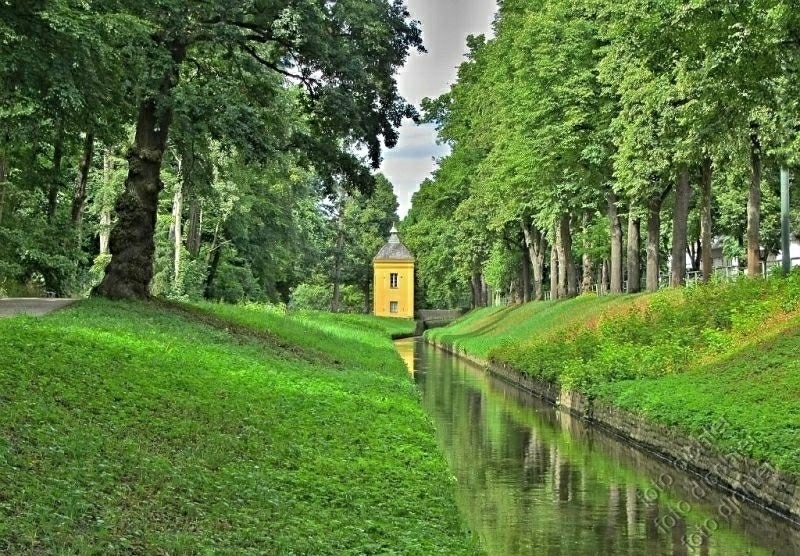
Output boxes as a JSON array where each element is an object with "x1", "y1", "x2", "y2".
[{"x1": 0, "y1": 298, "x2": 78, "y2": 318}]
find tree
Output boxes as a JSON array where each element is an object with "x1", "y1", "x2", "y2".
[{"x1": 93, "y1": 0, "x2": 423, "y2": 299}]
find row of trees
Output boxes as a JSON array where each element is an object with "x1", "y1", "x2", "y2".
[
  {"x1": 0, "y1": 0, "x2": 414, "y2": 305},
  {"x1": 402, "y1": 0, "x2": 800, "y2": 309}
]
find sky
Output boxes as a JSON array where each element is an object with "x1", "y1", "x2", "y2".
[{"x1": 379, "y1": 0, "x2": 498, "y2": 218}]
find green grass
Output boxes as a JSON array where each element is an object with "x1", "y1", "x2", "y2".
[
  {"x1": 425, "y1": 295, "x2": 634, "y2": 359},
  {"x1": 0, "y1": 300, "x2": 477, "y2": 554},
  {"x1": 424, "y1": 273, "x2": 800, "y2": 476}
]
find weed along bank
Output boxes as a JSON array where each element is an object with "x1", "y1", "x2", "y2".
[{"x1": 373, "y1": 225, "x2": 415, "y2": 318}]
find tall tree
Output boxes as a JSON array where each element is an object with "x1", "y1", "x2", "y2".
[{"x1": 94, "y1": 1, "x2": 423, "y2": 298}]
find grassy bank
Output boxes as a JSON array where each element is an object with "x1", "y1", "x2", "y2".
[
  {"x1": 426, "y1": 273, "x2": 800, "y2": 476},
  {"x1": 0, "y1": 300, "x2": 478, "y2": 554}
]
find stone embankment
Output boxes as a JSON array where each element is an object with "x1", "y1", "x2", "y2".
[{"x1": 428, "y1": 340, "x2": 800, "y2": 526}]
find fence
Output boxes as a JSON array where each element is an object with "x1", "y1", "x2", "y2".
[{"x1": 489, "y1": 257, "x2": 800, "y2": 305}]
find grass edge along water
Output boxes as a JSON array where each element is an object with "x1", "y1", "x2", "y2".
[{"x1": 425, "y1": 271, "x2": 800, "y2": 477}]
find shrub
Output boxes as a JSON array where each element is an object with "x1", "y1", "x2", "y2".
[{"x1": 290, "y1": 283, "x2": 332, "y2": 311}]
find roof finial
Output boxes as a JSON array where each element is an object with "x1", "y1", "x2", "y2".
[{"x1": 389, "y1": 223, "x2": 400, "y2": 243}]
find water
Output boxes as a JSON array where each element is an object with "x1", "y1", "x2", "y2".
[{"x1": 396, "y1": 338, "x2": 800, "y2": 556}]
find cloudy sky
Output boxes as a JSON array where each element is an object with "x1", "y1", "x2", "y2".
[{"x1": 379, "y1": 0, "x2": 498, "y2": 218}]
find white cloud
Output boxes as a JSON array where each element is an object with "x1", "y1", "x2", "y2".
[
  {"x1": 380, "y1": 122, "x2": 449, "y2": 217},
  {"x1": 381, "y1": 0, "x2": 497, "y2": 218}
]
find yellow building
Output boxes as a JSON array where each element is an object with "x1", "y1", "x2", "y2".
[{"x1": 373, "y1": 225, "x2": 415, "y2": 318}]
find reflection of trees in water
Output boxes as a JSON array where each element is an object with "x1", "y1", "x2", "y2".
[{"x1": 413, "y1": 341, "x2": 792, "y2": 556}]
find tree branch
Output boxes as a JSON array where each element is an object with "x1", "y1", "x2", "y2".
[{"x1": 240, "y1": 44, "x2": 320, "y2": 96}]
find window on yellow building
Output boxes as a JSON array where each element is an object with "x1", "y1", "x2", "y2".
[
  {"x1": 390, "y1": 273, "x2": 398, "y2": 288},
  {"x1": 390, "y1": 301, "x2": 398, "y2": 313}
]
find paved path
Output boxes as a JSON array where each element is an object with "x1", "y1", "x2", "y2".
[{"x1": 0, "y1": 298, "x2": 78, "y2": 318}]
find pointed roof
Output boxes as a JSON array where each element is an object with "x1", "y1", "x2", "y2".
[{"x1": 374, "y1": 224, "x2": 415, "y2": 261}]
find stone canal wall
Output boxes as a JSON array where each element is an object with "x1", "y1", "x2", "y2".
[{"x1": 426, "y1": 339, "x2": 800, "y2": 526}]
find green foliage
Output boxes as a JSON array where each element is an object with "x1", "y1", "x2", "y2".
[
  {"x1": 427, "y1": 273, "x2": 800, "y2": 474},
  {"x1": 290, "y1": 283, "x2": 333, "y2": 311},
  {"x1": 290, "y1": 283, "x2": 370, "y2": 314},
  {"x1": 0, "y1": 300, "x2": 475, "y2": 553}
]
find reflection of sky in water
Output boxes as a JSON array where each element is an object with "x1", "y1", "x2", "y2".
[{"x1": 398, "y1": 338, "x2": 800, "y2": 556}]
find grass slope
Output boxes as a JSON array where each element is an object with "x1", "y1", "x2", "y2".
[
  {"x1": 425, "y1": 274, "x2": 800, "y2": 476},
  {"x1": 0, "y1": 300, "x2": 477, "y2": 554}
]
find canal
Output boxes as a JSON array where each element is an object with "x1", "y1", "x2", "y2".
[{"x1": 395, "y1": 338, "x2": 800, "y2": 556}]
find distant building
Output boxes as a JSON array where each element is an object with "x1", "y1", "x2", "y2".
[{"x1": 373, "y1": 225, "x2": 415, "y2": 318}]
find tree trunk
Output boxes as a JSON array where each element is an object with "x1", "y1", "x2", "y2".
[
  {"x1": 99, "y1": 149, "x2": 112, "y2": 255},
  {"x1": 688, "y1": 239, "x2": 701, "y2": 272},
  {"x1": 204, "y1": 246, "x2": 222, "y2": 299},
  {"x1": 93, "y1": 42, "x2": 185, "y2": 299},
  {"x1": 47, "y1": 122, "x2": 65, "y2": 222},
  {"x1": 600, "y1": 259, "x2": 608, "y2": 294},
  {"x1": 171, "y1": 177, "x2": 184, "y2": 287},
  {"x1": 71, "y1": 132, "x2": 95, "y2": 227},
  {"x1": 521, "y1": 219, "x2": 546, "y2": 301},
  {"x1": 520, "y1": 243, "x2": 531, "y2": 303},
  {"x1": 608, "y1": 191, "x2": 623, "y2": 293},
  {"x1": 747, "y1": 129, "x2": 762, "y2": 278},
  {"x1": 671, "y1": 165, "x2": 691, "y2": 287},
  {"x1": 186, "y1": 199, "x2": 202, "y2": 257},
  {"x1": 626, "y1": 213, "x2": 641, "y2": 293},
  {"x1": 555, "y1": 219, "x2": 566, "y2": 299},
  {"x1": 203, "y1": 221, "x2": 222, "y2": 299},
  {"x1": 558, "y1": 213, "x2": 577, "y2": 298},
  {"x1": 581, "y1": 212, "x2": 593, "y2": 294},
  {"x1": 646, "y1": 187, "x2": 669, "y2": 292},
  {"x1": 550, "y1": 226, "x2": 559, "y2": 300},
  {"x1": 362, "y1": 281, "x2": 371, "y2": 314},
  {"x1": 471, "y1": 272, "x2": 482, "y2": 308},
  {"x1": 481, "y1": 275, "x2": 489, "y2": 307},
  {"x1": 700, "y1": 156, "x2": 713, "y2": 282},
  {"x1": 0, "y1": 153, "x2": 7, "y2": 227},
  {"x1": 331, "y1": 224, "x2": 345, "y2": 312}
]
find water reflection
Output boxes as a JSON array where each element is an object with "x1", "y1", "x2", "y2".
[{"x1": 397, "y1": 338, "x2": 799, "y2": 556}]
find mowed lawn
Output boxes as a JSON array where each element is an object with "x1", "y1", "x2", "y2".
[{"x1": 0, "y1": 300, "x2": 479, "y2": 554}]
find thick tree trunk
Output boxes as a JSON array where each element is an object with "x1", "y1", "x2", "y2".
[
  {"x1": 186, "y1": 199, "x2": 202, "y2": 257},
  {"x1": 47, "y1": 123, "x2": 65, "y2": 222},
  {"x1": 71, "y1": 132, "x2": 95, "y2": 227},
  {"x1": 520, "y1": 244, "x2": 531, "y2": 303},
  {"x1": 521, "y1": 219, "x2": 546, "y2": 301},
  {"x1": 481, "y1": 275, "x2": 489, "y2": 307},
  {"x1": 626, "y1": 214, "x2": 641, "y2": 293},
  {"x1": 608, "y1": 192, "x2": 623, "y2": 293},
  {"x1": 700, "y1": 156, "x2": 713, "y2": 282},
  {"x1": 204, "y1": 245, "x2": 222, "y2": 299},
  {"x1": 646, "y1": 186, "x2": 670, "y2": 292},
  {"x1": 747, "y1": 130, "x2": 762, "y2": 278},
  {"x1": 671, "y1": 165, "x2": 691, "y2": 287},
  {"x1": 93, "y1": 42, "x2": 185, "y2": 299},
  {"x1": 558, "y1": 213, "x2": 577, "y2": 298},
  {"x1": 471, "y1": 272, "x2": 482, "y2": 308}
]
